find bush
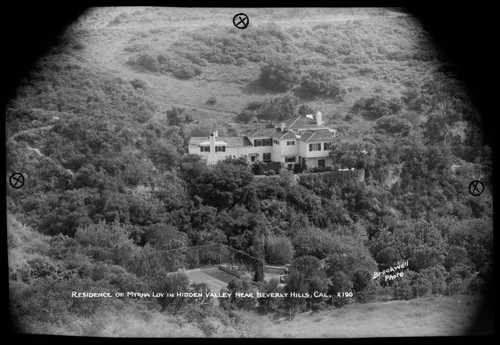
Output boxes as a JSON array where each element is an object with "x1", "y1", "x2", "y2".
[
  {"x1": 75, "y1": 221, "x2": 132, "y2": 248},
  {"x1": 173, "y1": 64, "x2": 201, "y2": 80},
  {"x1": 235, "y1": 57, "x2": 248, "y2": 66},
  {"x1": 299, "y1": 67, "x2": 341, "y2": 97},
  {"x1": 130, "y1": 78, "x2": 148, "y2": 90},
  {"x1": 375, "y1": 115, "x2": 412, "y2": 136},
  {"x1": 351, "y1": 96, "x2": 402, "y2": 120},
  {"x1": 124, "y1": 43, "x2": 151, "y2": 53},
  {"x1": 205, "y1": 96, "x2": 217, "y2": 105},
  {"x1": 133, "y1": 53, "x2": 158, "y2": 72},
  {"x1": 235, "y1": 110, "x2": 256, "y2": 124},
  {"x1": 259, "y1": 57, "x2": 300, "y2": 92}
]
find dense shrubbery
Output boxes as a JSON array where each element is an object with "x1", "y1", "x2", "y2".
[
  {"x1": 259, "y1": 56, "x2": 301, "y2": 92},
  {"x1": 6, "y1": 9, "x2": 493, "y2": 335},
  {"x1": 351, "y1": 96, "x2": 402, "y2": 120}
]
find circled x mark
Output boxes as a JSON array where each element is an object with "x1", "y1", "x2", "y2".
[
  {"x1": 10, "y1": 173, "x2": 25, "y2": 189},
  {"x1": 233, "y1": 13, "x2": 249, "y2": 29},
  {"x1": 469, "y1": 180, "x2": 484, "y2": 196}
]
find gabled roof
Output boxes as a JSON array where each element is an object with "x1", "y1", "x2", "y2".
[
  {"x1": 283, "y1": 115, "x2": 327, "y2": 130},
  {"x1": 271, "y1": 131, "x2": 297, "y2": 140},
  {"x1": 298, "y1": 129, "x2": 336, "y2": 142},
  {"x1": 246, "y1": 128, "x2": 277, "y2": 138},
  {"x1": 189, "y1": 136, "x2": 252, "y2": 148}
]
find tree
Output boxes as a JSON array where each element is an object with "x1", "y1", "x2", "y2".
[
  {"x1": 352, "y1": 269, "x2": 376, "y2": 303},
  {"x1": 324, "y1": 235, "x2": 378, "y2": 281},
  {"x1": 284, "y1": 269, "x2": 308, "y2": 314},
  {"x1": 259, "y1": 56, "x2": 300, "y2": 92},
  {"x1": 298, "y1": 104, "x2": 314, "y2": 116},
  {"x1": 194, "y1": 160, "x2": 254, "y2": 210},
  {"x1": 328, "y1": 271, "x2": 352, "y2": 307},
  {"x1": 444, "y1": 245, "x2": 470, "y2": 271},
  {"x1": 329, "y1": 140, "x2": 376, "y2": 170},
  {"x1": 221, "y1": 277, "x2": 257, "y2": 310},
  {"x1": 265, "y1": 236, "x2": 294, "y2": 265},
  {"x1": 292, "y1": 256, "x2": 322, "y2": 279},
  {"x1": 292, "y1": 226, "x2": 337, "y2": 259},
  {"x1": 257, "y1": 94, "x2": 298, "y2": 123},
  {"x1": 148, "y1": 140, "x2": 180, "y2": 171},
  {"x1": 299, "y1": 67, "x2": 341, "y2": 97},
  {"x1": 375, "y1": 246, "x2": 401, "y2": 271},
  {"x1": 307, "y1": 274, "x2": 329, "y2": 310},
  {"x1": 375, "y1": 115, "x2": 413, "y2": 136},
  {"x1": 166, "y1": 107, "x2": 186, "y2": 126},
  {"x1": 257, "y1": 278, "x2": 282, "y2": 314},
  {"x1": 152, "y1": 271, "x2": 190, "y2": 311}
]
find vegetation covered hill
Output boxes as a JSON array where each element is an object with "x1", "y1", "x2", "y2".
[{"x1": 6, "y1": 7, "x2": 493, "y2": 337}]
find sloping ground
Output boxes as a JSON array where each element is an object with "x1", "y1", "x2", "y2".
[
  {"x1": 7, "y1": 213, "x2": 52, "y2": 274},
  {"x1": 256, "y1": 295, "x2": 487, "y2": 337}
]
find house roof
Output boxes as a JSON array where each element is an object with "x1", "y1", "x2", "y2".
[
  {"x1": 189, "y1": 136, "x2": 252, "y2": 148},
  {"x1": 271, "y1": 130, "x2": 297, "y2": 140},
  {"x1": 283, "y1": 115, "x2": 327, "y2": 130},
  {"x1": 298, "y1": 129, "x2": 336, "y2": 142},
  {"x1": 247, "y1": 128, "x2": 277, "y2": 138}
]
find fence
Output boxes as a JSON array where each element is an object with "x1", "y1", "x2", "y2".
[{"x1": 141, "y1": 243, "x2": 265, "y2": 282}]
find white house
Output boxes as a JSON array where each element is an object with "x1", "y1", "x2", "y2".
[{"x1": 188, "y1": 112, "x2": 338, "y2": 169}]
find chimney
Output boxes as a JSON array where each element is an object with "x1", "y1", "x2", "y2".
[
  {"x1": 208, "y1": 133, "x2": 216, "y2": 163},
  {"x1": 209, "y1": 133, "x2": 216, "y2": 151},
  {"x1": 315, "y1": 111, "x2": 322, "y2": 126},
  {"x1": 280, "y1": 123, "x2": 286, "y2": 132}
]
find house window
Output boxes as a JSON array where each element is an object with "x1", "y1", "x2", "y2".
[
  {"x1": 285, "y1": 156, "x2": 295, "y2": 163},
  {"x1": 250, "y1": 156, "x2": 256, "y2": 162},
  {"x1": 263, "y1": 153, "x2": 271, "y2": 162},
  {"x1": 273, "y1": 139, "x2": 280, "y2": 145},
  {"x1": 324, "y1": 142, "x2": 331, "y2": 150},
  {"x1": 287, "y1": 141, "x2": 295, "y2": 146},
  {"x1": 200, "y1": 146, "x2": 210, "y2": 152},
  {"x1": 215, "y1": 146, "x2": 226, "y2": 152},
  {"x1": 309, "y1": 143, "x2": 321, "y2": 151},
  {"x1": 254, "y1": 139, "x2": 272, "y2": 146},
  {"x1": 318, "y1": 159, "x2": 326, "y2": 167}
]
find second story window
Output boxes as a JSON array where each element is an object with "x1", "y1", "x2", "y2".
[
  {"x1": 287, "y1": 141, "x2": 295, "y2": 146},
  {"x1": 254, "y1": 139, "x2": 272, "y2": 146},
  {"x1": 309, "y1": 143, "x2": 321, "y2": 151},
  {"x1": 273, "y1": 139, "x2": 280, "y2": 145},
  {"x1": 324, "y1": 142, "x2": 331, "y2": 150},
  {"x1": 200, "y1": 146, "x2": 210, "y2": 152}
]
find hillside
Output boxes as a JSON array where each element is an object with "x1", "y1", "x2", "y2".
[{"x1": 6, "y1": 7, "x2": 493, "y2": 337}]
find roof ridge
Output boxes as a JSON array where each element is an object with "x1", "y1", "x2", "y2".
[
  {"x1": 307, "y1": 131, "x2": 317, "y2": 142},
  {"x1": 288, "y1": 115, "x2": 302, "y2": 129}
]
